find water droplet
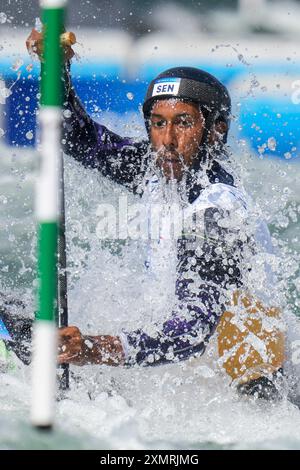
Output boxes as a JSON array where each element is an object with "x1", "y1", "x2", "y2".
[
  {"x1": 284, "y1": 152, "x2": 292, "y2": 159},
  {"x1": 258, "y1": 144, "x2": 266, "y2": 154},
  {"x1": 34, "y1": 17, "x2": 43, "y2": 33},
  {"x1": 11, "y1": 58, "x2": 23, "y2": 71},
  {"x1": 0, "y1": 195, "x2": 8, "y2": 204},
  {"x1": 25, "y1": 130, "x2": 33, "y2": 140},
  {"x1": 126, "y1": 92, "x2": 134, "y2": 101},
  {"x1": 267, "y1": 137, "x2": 276, "y2": 151},
  {"x1": 0, "y1": 82, "x2": 12, "y2": 103},
  {"x1": 0, "y1": 12, "x2": 7, "y2": 24},
  {"x1": 63, "y1": 109, "x2": 72, "y2": 118},
  {"x1": 0, "y1": 128, "x2": 4, "y2": 138},
  {"x1": 251, "y1": 78, "x2": 259, "y2": 88}
]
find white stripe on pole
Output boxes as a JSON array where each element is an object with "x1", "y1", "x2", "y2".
[
  {"x1": 31, "y1": 321, "x2": 57, "y2": 426},
  {"x1": 40, "y1": 0, "x2": 68, "y2": 7},
  {"x1": 36, "y1": 107, "x2": 61, "y2": 222}
]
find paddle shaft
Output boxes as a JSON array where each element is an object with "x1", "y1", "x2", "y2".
[{"x1": 57, "y1": 160, "x2": 69, "y2": 390}]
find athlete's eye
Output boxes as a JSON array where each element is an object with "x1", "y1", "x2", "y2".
[
  {"x1": 176, "y1": 116, "x2": 194, "y2": 128},
  {"x1": 151, "y1": 119, "x2": 166, "y2": 128}
]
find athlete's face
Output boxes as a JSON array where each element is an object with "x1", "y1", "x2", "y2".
[{"x1": 149, "y1": 99, "x2": 205, "y2": 181}]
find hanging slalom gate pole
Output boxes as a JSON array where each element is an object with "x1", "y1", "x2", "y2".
[{"x1": 31, "y1": 0, "x2": 67, "y2": 429}]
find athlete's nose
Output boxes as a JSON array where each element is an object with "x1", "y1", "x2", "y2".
[{"x1": 162, "y1": 123, "x2": 177, "y2": 149}]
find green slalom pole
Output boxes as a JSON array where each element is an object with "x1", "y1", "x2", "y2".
[{"x1": 31, "y1": 0, "x2": 67, "y2": 429}]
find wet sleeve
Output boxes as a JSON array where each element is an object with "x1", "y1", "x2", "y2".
[
  {"x1": 61, "y1": 69, "x2": 149, "y2": 192},
  {"x1": 120, "y1": 206, "x2": 246, "y2": 367}
]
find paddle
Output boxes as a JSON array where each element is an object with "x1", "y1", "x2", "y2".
[{"x1": 57, "y1": 158, "x2": 69, "y2": 390}]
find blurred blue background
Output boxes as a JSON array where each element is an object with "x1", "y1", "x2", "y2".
[{"x1": 0, "y1": 0, "x2": 300, "y2": 159}]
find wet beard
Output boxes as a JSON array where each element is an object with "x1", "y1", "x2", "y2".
[{"x1": 154, "y1": 151, "x2": 188, "y2": 182}]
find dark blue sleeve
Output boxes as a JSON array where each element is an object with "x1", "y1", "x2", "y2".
[
  {"x1": 123, "y1": 286, "x2": 221, "y2": 366},
  {"x1": 62, "y1": 73, "x2": 149, "y2": 193},
  {"x1": 122, "y1": 207, "x2": 244, "y2": 367}
]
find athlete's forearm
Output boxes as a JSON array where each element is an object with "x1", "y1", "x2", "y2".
[
  {"x1": 122, "y1": 287, "x2": 223, "y2": 367},
  {"x1": 62, "y1": 66, "x2": 149, "y2": 191},
  {"x1": 122, "y1": 214, "x2": 245, "y2": 368},
  {"x1": 62, "y1": 67, "x2": 99, "y2": 166}
]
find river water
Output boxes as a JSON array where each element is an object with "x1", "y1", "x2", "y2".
[{"x1": 1, "y1": 132, "x2": 300, "y2": 449}]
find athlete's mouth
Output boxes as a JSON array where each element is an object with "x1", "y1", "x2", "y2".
[{"x1": 157, "y1": 152, "x2": 182, "y2": 163}]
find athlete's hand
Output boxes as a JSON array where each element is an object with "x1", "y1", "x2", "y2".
[
  {"x1": 57, "y1": 326, "x2": 125, "y2": 366},
  {"x1": 57, "y1": 326, "x2": 87, "y2": 365},
  {"x1": 26, "y1": 27, "x2": 75, "y2": 62}
]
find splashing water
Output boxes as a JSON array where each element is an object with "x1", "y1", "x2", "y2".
[
  {"x1": 0, "y1": 80, "x2": 12, "y2": 104},
  {"x1": 0, "y1": 136, "x2": 300, "y2": 449},
  {"x1": 0, "y1": 12, "x2": 7, "y2": 24},
  {"x1": 267, "y1": 137, "x2": 277, "y2": 151},
  {"x1": 212, "y1": 44, "x2": 251, "y2": 66}
]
